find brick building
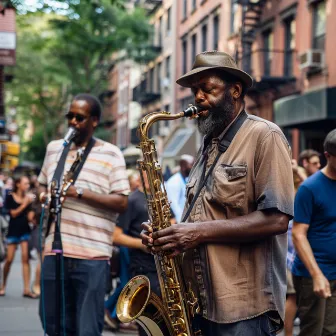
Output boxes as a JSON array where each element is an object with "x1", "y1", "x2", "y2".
[
  {"x1": 131, "y1": 0, "x2": 178, "y2": 159},
  {"x1": 0, "y1": 5, "x2": 20, "y2": 171},
  {"x1": 108, "y1": 0, "x2": 332, "y2": 165},
  {"x1": 162, "y1": 0, "x2": 233, "y2": 169},
  {"x1": 231, "y1": 0, "x2": 333, "y2": 158}
]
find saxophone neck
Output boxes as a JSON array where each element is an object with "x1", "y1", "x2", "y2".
[
  {"x1": 138, "y1": 105, "x2": 201, "y2": 139},
  {"x1": 139, "y1": 111, "x2": 184, "y2": 139}
]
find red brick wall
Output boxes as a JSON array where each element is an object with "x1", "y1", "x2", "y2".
[{"x1": 0, "y1": 9, "x2": 16, "y2": 32}]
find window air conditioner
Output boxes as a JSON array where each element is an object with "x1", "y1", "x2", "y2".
[
  {"x1": 159, "y1": 126, "x2": 170, "y2": 137},
  {"x1": 299, "y1": 49, "x2": 324, "y2": 70},
  {"x1": 162, "y1": 77, "x2": 170, "y2": 89}
]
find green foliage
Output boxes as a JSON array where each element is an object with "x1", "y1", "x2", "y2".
[
  {"x1": 20, "y1": 123, "x2": 55, "y2": 166},
  {"x1": 47, "y1": 1, "x2": 153, "y2": 94},
  {"x1": 8, "y1": 0, "x2": 127, "y2": 14},
  {"x1": 94, "y1": 126, "x2": 112, "y2": 143},
  {"x1": 7, "y1": 1, "x2": 154, "y2": 164}
]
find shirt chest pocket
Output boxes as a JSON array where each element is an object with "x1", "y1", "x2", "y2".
[
  {"x1": 185, "y1": 177, "x2": 197, "y2": 205},
  {"x1": 211, "y1": 164, "x2": 247, "y2": 208}
]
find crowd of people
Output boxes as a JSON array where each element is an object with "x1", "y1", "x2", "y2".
[{"x1": 0, "y1": 51, "x2": 334, "y2": 336}]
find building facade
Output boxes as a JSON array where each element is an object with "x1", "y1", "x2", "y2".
[
  {"x1": 0, "y1": 4, "x2": 19, "y2": 171},
  {"x1": 230, "y1": 0, "x2": 334, "y2": 158},
  {"x1": 162, "y1": 0, "x2": 233, "y2": 169},
  {"x1": 109, "y1": 0, "x2": 332, "y2": 165},
  {"x1": 131, "y1": 0, "x2": 178, "y2": 160}
]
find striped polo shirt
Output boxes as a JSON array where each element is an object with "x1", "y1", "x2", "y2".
[{"x1": 38, "y1": 139, "x2": 130, "y2": 259}]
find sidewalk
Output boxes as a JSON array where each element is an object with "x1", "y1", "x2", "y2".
[
  {"x1": 0, "y1": 249, "x2": 300, "y2": 335},
  {"x1": 0, "y1": 250, "x2": 133, "y2": 336}
]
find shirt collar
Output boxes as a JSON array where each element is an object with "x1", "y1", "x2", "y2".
[{"x1": 201, "y1": 109, "x2": 246, "y2": 154}]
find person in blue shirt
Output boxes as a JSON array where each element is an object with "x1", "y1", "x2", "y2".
[
  {"x1": 292, "y1": 129, "x2": 336, "y2": 336},
  {"x1": 165, "y1": 154, "x2": 194, "y2": 222}
]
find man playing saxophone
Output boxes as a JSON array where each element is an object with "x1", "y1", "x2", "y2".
[
  {"x1": 141, "y1": 51, "x2": 294, "y2": 336},
  {"x1": 38, "y1": 94, "x2": 130, "y2": 336}
]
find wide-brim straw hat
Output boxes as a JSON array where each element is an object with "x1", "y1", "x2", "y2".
[{"x1": 176, "y1": 51, "x2": 253, "y2": 89}]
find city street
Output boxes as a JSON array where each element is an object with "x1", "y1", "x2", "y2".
[
  {"x1": 0, "y1": 252, "x2": 134, "y2": 336},
  {"x1": 0, "y1": 252, "x2": 300, "y2": 336},
  {"x1": 0, "y1": 250, "x2": 300, "y2": 336}
]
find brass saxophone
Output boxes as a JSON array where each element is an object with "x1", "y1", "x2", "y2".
[{"x1": 116, "y1": 105, "x2": 203, "y2": 336}]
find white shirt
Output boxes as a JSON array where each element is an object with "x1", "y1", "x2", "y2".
[{"x1": 165, "y1": 172, "x2": 187, "y2": 222}]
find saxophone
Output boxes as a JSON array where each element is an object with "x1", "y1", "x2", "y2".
[{"x1": 116, "y1": 105, "x2": 203, "y2": 336}]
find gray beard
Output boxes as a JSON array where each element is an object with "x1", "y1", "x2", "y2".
[{"x1": 197, "y1": 93, "x2": 236, "y2": 136}]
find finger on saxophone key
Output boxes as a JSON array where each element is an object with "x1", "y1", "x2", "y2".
[{"x1": 141, "y1": 221, "x2": 153, "y2": 247}]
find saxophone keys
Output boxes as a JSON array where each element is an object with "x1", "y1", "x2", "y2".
[
  {"x1": 171, "y1": 304, "x2": 182, "y2": 313},
  {"x1": 172, "y1": 317, "x2": 187, "y2": 332}
]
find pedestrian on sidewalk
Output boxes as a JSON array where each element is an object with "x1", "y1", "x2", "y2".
[
  {"x1": 28, "y1": 175, "x2": 42, "y2": 296},
  {"x1": 165, "y1": 154, "x2": 194, "y2": 223},
  {"x1": 292, "y1": 130, "x2": 336, "y2": 335},
  {"x1": 112, "y1": 171, "x2": 159, "y2": 336},
  {"x1": 0, "y1": 175, "x2": 37, "y2": 298}
]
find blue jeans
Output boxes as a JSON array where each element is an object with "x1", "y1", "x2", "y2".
[
  {"x1": 104, "y1": 246, "x2": 130, "y2": 319},
  {"x1": 40, "y1": 256, "x2": 109, "y2": 336},
  {"x1": 199, "y1": 314, "x2": 277, "y2": 336},
  {"x1": 6, "y1": 233, "x2": 30, "y2": 244}
]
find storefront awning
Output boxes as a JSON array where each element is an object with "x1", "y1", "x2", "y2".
[
  {"x1": 161, "y1": 127, "x2": 196, "y2": 159},
  {"x1": 274, "y1": 87, "x2": 336, "y2": 128},
  {"x1": 122, "y1": 146, "x2": 141, "y2": 157},
  {"x1": 122, "y1": 146, "x2": 142, "y2": 167}
]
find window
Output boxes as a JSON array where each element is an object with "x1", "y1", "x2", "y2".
[
  {"x1": 191, "y1": 33, "x2": 197, "y2": 60},
  {"x1": 263, "y1": 29, "x2": 273, "y2": 76},
  {"x1": 149, "y1": 68, "x2": 154, "y2": 92},
  {"x1": 167, "y1": 7, "x2": 171, "y2": 33},
  {"x1": 157, "y1": 62, "x2": 161, "y2": 92},
  {"x1": 312, "y1": 1, "x2": 326, "y2": 49},
  {"x1": 202, "y1": 24, "x2": 208, "y2": 51},
  {"x1": 213, "y1": 15, "x2": 219, "y2": 50},
  {"x1": 158, "y1": 16, "x2": 162, "y2": 46},
  {"x1": 183, "y1": 0, "x2": 187, "y2": 20},
  {"x1": 117, "y1": 124, "x2": 127, "y2": 149},
  {"x1": 166, "y1": 56, "x2": 171, "y2": 79},
  {"x1": 164, "y1": 104, "x2": 170, "y2": 127},
  {"x1": 230, "y1": 0, "x2": 238, "y2": 34},
  {"x1": 192, "y1": 0, "x2": 197, "y2": 11},
  {"x1": 149, "y1": 118, "x2": 159, "y2": 137},
  {"x1": 284, "y1": 18, "x2": 296, "y2": 77},
  {"x1": 182, "y1": 39, "x2": 188, "y2": 74}
]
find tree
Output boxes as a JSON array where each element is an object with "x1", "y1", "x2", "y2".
[{"x1": 7, "y1": 0, "x2": 155, "y2": 164}]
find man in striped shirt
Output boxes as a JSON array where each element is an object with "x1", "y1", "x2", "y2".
[{"x1": 38, "y1": 94, "x2": 130, "y2": 336}]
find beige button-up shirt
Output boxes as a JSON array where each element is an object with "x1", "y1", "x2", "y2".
[{"x1": 181, "y1": 113, "x2": 294, "y2": 324}]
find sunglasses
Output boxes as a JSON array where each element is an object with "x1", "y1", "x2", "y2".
[{"x1": 65, "y1": 112, "x2": 87, "y2": 123}]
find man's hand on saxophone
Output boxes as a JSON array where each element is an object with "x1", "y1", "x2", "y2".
[{"x1": 141, "y1": 221, "x2": 202, "y2": 257}]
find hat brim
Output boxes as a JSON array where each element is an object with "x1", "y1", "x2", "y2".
[{"x1": 176, "y1": 66, "x2": 253, "y2": 89}]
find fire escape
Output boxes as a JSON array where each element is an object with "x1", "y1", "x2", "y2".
[{"x1": 236, "y1": 0, "x2": 296, "y2": 92}]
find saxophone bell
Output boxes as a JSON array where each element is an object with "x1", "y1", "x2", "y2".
[{"x1": 117, "y1": 275, "x2": 174, "y2": 336}]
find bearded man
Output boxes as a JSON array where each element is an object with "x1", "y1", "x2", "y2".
[{"x1": 141, "y1": 51, "x2": 294, "y2": 335}]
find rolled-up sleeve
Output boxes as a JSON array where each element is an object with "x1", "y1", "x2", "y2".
[{"x1": 255, "y1": 130, "x2": 294, "y2": 217}]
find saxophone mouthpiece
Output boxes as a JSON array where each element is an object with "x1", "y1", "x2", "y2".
[{"x1": 183, "y1": 105, "x2": 205, "y2": 119}]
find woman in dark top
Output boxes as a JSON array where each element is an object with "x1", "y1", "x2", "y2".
[{"x1": 0, "y1": 176, "x2": 36, "y2": 298}]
